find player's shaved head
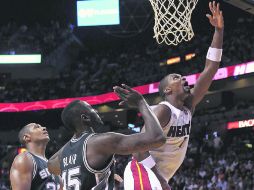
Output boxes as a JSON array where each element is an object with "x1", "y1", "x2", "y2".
[
  {"x1": 18, "y1": 123, "x2": 33, "y2": 145},
  {"x1": 62, "y1": 100, "x2": 103, "y2": 133},
  {"x1": 61, "y1": 100, "x2": 89, "y2": 132},
  {"x1": 159, "y1": 74, "x2": 179, "y2": 98}
]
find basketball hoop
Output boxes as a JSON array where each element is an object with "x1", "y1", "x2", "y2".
[{"x1": 149, "y1": 0, "x2": 199, "y2": 46}]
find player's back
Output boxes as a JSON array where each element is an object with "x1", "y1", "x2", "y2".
[
  {"x1": 60, "y1": 132, "x2": 114, "y2": 190},
  {"x1": 28, "y1": 152, "x2": 60, "y2": 190},
  {"x1": 150, "y1": 101, "x2": 192, "y2": 180}
]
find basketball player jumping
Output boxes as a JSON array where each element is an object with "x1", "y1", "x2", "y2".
[
  {"x1": 125, "y1": 1, "x2": 224, "y2": 189},
  {"x1": 10, "y1": 123, "x2": 62, "y2": 190},
  {"x1": 47, "y1": 84, "x2": 166, "y2": 190}
]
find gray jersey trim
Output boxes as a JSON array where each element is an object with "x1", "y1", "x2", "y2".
[
  {"x1": 83, "y1": 133, "x2": 114, "y2": 174},
  {"x1": 71, "y1": 132, "x2": 88, "y2": 143},
  {"x1": 27, "y1": 152, "x2": 37, "y2": 179}
]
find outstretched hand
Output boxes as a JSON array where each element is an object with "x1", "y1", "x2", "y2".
[
  {"x1": 206, "y1": 1, "x2": 224, "y2": 30},
  {"x1": 113, "y1": 84, "x2": 144, "y2": 108}
]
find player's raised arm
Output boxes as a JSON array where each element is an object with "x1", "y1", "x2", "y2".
[
  {"x1": 10, "y1": 153, "x2": 33, "y2": 190},
  {"x1": 189, "y1": 1, "x2": 224, "y2": 109},
  {"x1": 88, "y1": 84, "x2": 166, "y2": 156}
]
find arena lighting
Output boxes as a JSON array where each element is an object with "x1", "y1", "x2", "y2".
[
  {"x1": 0, "y1": 55, "x2": 41, "y2": 64},
  {"x1": 160, "y1": 53, "x2": 195, "y2": 66},
  {"x1": 185, "y1": 53, "x2": 196, "y2": 61},
  {"x1": 227, "y1": 118, "x2": 254, "y2": 130},
  {"x1": 167, "y1": 57, "x2": 181, "y2": 65},
  {"x1": 0, "y1": 61, "x2": 253, "y2": 112}
]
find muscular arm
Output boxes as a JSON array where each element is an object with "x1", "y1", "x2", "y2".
[
  {"x1": 48, "y1": 145, "x2": 66, "y2": 176},
  {"x1": 188, "y1": 2, "x2": 224, "y2": 110},
  {"x1": 10, "y1": 153, "x2": 33, "y2": 190},
  {"x1": 89, "y1": 99, "x2": 166, "y2": 156}
]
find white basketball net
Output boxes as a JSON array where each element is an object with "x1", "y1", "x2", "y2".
[{"x1": 149, "y1": 0, "x2": 199, "y2": 46}]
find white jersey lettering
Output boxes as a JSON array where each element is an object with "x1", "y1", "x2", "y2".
[{"x1": 150, "y1": 101, "x2": 192, "y2": 180}]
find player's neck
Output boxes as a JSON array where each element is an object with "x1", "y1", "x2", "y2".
[
  {"x1": 165, "y1": 96, "x2": 184, "y2": 110},
  {"x1": 27, "y1": 142, "x2": 47, "y2": 158},
  {"x1": 74, "y1": 131, "x2": 84, "y2": 138},
  {"x1": 75, "y1": 127, "x2": 91, "y2": 138}
]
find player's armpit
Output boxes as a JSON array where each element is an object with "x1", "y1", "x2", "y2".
[{"x1": 10, "y1": 153, "x2": 33, "y2": 190}]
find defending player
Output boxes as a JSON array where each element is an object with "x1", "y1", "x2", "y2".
[{"x1": 10, "y1": 123, "x2": 62, "y2": 190}]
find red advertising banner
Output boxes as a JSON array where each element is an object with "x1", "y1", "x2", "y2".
[
  {"x1": 227, "y1": 118, "x2": 254, "y2": 130},
  {"x1": 0, "y1": 61, "x2": 254, "y2": 112}
]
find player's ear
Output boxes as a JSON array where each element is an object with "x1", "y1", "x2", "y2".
[
  {"x1": 24, "y1": 134, "x2": 31, "y2": 143},
  {"x1": 164, "y1": 87, "x2": 172, "y2": 95},
  {"x1": 81, "y1": 114, "x2": 91, "y2": 122}
]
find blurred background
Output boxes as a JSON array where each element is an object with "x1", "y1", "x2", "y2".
[{"x1": 0, "y1": 0, "x2": 253, "y2": 189}]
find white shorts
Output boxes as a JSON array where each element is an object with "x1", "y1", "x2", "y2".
[{"x1": 124, "y1": 160, "x2": 162, "y2": 190}]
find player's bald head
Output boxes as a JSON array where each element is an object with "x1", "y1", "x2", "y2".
[
  {"x1": 62, "y1": 100, "x2": 103, "y2": 133},
  {"x1": 18, "y1": 123, "x2": 33, "y2": 145},
  {"x1": 61, "y1": 100, "x2": 91, "y2": 132},
  {"x1": 159, "y1": 74, "x2": 179, "y2": 98}
]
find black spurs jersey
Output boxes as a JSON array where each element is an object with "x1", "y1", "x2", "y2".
[
  {"x1": 28, "y1": 152, "x2": 61, "y2": 190},
  {"x1": 60, "y1": 133, "x2": 114, "y2": 190}
]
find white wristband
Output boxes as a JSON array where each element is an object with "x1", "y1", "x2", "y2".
[
  {"x1": 206, "y1": 47, "x2": 223, "y2": 62},
  {"x1": 139, "y1": 155, "x2": 156, "y2": 169}
]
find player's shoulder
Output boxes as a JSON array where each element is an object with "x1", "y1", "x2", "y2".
[
  {"x1": 11, "y1": 152, "x2": 34, "y2": 171},
  {"x1": 13, "y1": 152, "x2": 33, "y2": 164},
  {"x1": 151, "y1": 103, "x2": 172, "y2": 128},
  {"x1": 151, "y1": 103, "x2": 172, "y2": 115}
]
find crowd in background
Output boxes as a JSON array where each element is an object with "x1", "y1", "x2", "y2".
[
  {"x1": 0, "y1": 21, "x2": 72, "y2": 55},
  {"x1": 170, "y1": 130, "x2": 254, "y2": 190},
  {"x1": 0, "y1": 144, "x2": 12, "y2": 190},
  {"x1": 0, "y1": 16, "x2": 253, "y2": 103}
]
